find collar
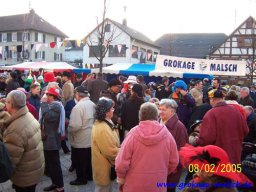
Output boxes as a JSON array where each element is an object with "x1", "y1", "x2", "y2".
[{"x1": 5, "y1": 106, "x2": 28, "y2": 127}]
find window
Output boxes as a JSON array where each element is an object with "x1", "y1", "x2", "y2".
[
  {"x1": 12, "y1": 32, "x2": 17, "y2": 42},
  {"x1": 108, "y1": 44, "x2": 126, "y2": 57},
  {"x1": 140, "y1": 48, "x2": 146, "y2": 63},
  {"x1": 38, "y1": 32, "x2": 43, "y2": 42},
  {"x1": 131, "y1": 45, "x2": 138, "y2": 58},
  {"x1": 23, "y1": 32, "x2": 30, "y2": 41},
  {"x1": 89, "y1": 46, "x2": 104, "y2": 57},
  {"x1": 105, "y1": 24, "x2": 111, "y2": 32},
  {"x1": 17, "y1": 32, "x2": 22, "y2": 41},
  {"x1": 244, "y1": 38, "x2": 252, "y2": 46},
  {"x1": 147, "y1": 49, "x2": 152, "y2": 61},
  {"x1": 7, "y1": 33, "x2": 12, "y2": 42},
  {"x1": 54, "y1": 53, "x2": 62, "y2": 61},
  {"x1": 153, "y1": 52, "x2": 158, "y2": 62},
  {"x1": 35, "y1": 51, "x2": 45, "y2": 60},
  {"x1": 2, "y1": 33, "x2": 7, "y2": 42}
]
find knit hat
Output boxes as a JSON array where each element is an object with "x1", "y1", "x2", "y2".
[
  {"x1": 75, "y1": 86, "x2": 89, "y2": 94},
  {"x1": 132, "y1": 84, "x2": 143, "y2": 97},
  {"x1": 108, "y1": 79, "x2": 122, "y2": 87},
  {"x1": 208, "y1": 89, "x2": 224, "y2": 98},
  {"x1": 173, "y1": 80, "x2": 187, "y2": 92},
  {"x1": 44, "y1": 72, "x2": 56, "y2": 83},
  {"x1": 96, "y1": 97, "x2": 113, "y2": 121},
  {"x1": 179, "y1": 144, "x2": 252, "y2": 184},
  {"x1": 46, "y1": 87, "x2": 60, "y2": 98}
]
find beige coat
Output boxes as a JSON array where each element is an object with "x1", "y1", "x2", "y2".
[
  {"x1": 0, "y1": 110, "x2": 10, "y2": 140},
  {"x1": 62, "y1": 80, "x2": 74, "y2": 106},
  {"x1": 69, "y1": 97, "x2": 95, "y2": 148},
  {"x1": 91, "y1": 120, "x2": 120, "y2": 186},
  {"x1": 3, "y1": 106, "x2": 44, "y2": 187},
  {"x1": 190, "y1": 87, "x2": 203, "y2": 106}
]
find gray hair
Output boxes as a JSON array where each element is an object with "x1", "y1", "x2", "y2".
[
  {"x1": 139, "y1": 102, "x2": 159, "y2": 121},
  {"x1": 159, "y1": 99, "x2": 178, "y2": 112},
  {"x1": 7, "y1": 90, "x2": 26, "y2": 109},
  {"x1": 241, "y1": 87, "x2": 249, "y2": 94}
]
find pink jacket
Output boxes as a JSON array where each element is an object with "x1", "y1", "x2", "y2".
[{"x1": 115, "y1": 120, "x2": 179, "y2": 192}]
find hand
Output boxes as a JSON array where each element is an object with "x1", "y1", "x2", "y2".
[{"x1": 180, "y1": 89, "x2": 188, "y2": 96}]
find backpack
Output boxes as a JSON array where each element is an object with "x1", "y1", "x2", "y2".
[{"x1": 0, "y1": 141, "x2": 14, "y2": 183}]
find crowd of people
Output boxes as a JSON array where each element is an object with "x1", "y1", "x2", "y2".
[{"x1": 0, "y1": 69, "x2": 255, "y2": 192}]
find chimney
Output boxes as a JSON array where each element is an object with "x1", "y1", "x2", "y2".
[{"x1": 122, "y1": 6, "x2": 127, "y2": 26}]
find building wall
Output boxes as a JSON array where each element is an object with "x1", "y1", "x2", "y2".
[
  {"x1": 83, "y1": 21, "x2": 160, "y2": 66},
  {"x1": 0, "y1": 30, "x2": 65, "y2": 65}
]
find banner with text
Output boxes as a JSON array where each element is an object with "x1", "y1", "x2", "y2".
[{"x1": 156, "y1": 55, "x2": 246, "y2": 76}]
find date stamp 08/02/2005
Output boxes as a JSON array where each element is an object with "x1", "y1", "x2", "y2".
[{"x1": 188, "y1": 163, "x2": 242, "y2": 173}]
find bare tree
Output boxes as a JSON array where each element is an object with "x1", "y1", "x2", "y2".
[{"x1": 85, "y1": 0, "x2": 122, "y2": 73}]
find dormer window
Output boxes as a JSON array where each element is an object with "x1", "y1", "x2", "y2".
[
  {"x1": 2, "y1": 33, "x2": 7, "y2": 42},
  {"x1": 38, "y1": 32, "x2": 43, "y2": 42},
  {"x1": 105, "y1": 24, "x2": 111, "y2": 32}
]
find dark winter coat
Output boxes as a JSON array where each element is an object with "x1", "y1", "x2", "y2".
[
  {"x1": 121, "y1": 98, "x2": 144, "y2": 131},
  {"x1": 239, "y1": 95, "x2": 254, "y2": 107},
  {"x1": 87, "y1": 78, "x2": 108, "y2": 104},
  {"x1": 245, "y1": 112, "x2": 256, "y2": 143},
  {"x1": 28, "y1": 94, "x2": 41, "y2": 114}
]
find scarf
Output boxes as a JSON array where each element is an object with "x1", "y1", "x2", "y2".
[{"x1": 52, "y1": 101, "x2": 66, "y2": 137}]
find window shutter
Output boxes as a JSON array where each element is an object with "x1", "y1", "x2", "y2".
[
  {"x1": 60, "y1": 53, "x2": 62, "y2": 61},
  {"x1": 54, "y1": 53, "x2": 56, "y2": 61},
  {"x1": 7, "y1": 33, "x2": 11, "y2": 42},
  {"x1": 35, "y1": 32, "x2": 38, "y2": 42},
  {"x1": 28, "y1": 33, "x2": 30, "y2": 41},
  {"x1": 9, "y1": 50, "x2": 12, "y2": 59},
  {"x1": 35, "y1": 52, "x2": 37, "y2": 59},
  {"x1": 43, "y1": 34, "x2": 46, "y2": 43},
  {"x1": 43, "y1": 51, "x2": 45, "y2": 59},
  {"x1": 0, "y1": 34, "x2": 2, "y2": 42},
  {"x1": 17, "y1": 32, "x2": 22, "y2": 41}
]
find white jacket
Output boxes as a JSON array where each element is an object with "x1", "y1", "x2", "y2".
[{"x1": 68, "y1": 97, "x2": 95, "y2": 148}]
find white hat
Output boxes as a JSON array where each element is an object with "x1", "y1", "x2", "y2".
[{"x1": 124, "y1": 75, "x2": 137, "y2": 84}]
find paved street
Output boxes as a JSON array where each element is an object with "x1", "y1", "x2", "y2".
[{"x1": 0, "y1": 150, "x2": 118, "y2": 192}]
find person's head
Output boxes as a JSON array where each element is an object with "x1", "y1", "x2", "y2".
[
  {"x1": 179, "y1": 145, "x2": 252, "y2": 187},
  {"x1": 30, "y1": 84, "x2": 40, "y2": 95},
  {"x1": 240, "y1": 87, "x2": 250, "y2": 99},
  {"x1": 131, "y1": 84, "x2": 143, "y2": 97},
  {"x1": 208, "y1": 89, "x2": 224, "y2": 107},
  {"x1": 75, "y1": 86, "x2": 89, "y2": 101},
  {"x1": 108, "y1": 79, "x2": 122, "y2": 94},
  {"x1": 95, "y1": 97, "x2": 114, "y2": 121},
  {"x1": 86, "y1": 73, "x2": 93, "y2": 80},
  {"x1": 0, "y1": 73, "x2": 8, "y2": 83},
  {"x1": 144, "y1": 89, "x2": 152, "y2": 96},
  {"x1": 149, "y1": 97, "x2": 160, "y2": 107},
  {"x1": 76, "y1": 73, "x2": 83, "y2": 82},
  {"x1": 9, "y1": 71, "x2": 17, "y2": 80},
  {"x1": 173, "y1": 80, "x2": 187, "y2": 93},
  {"x1": 195, "y1": 80, "x2": 203, "y2": 90},
  {"x1": 203, "y1": 78, "x2": 209, "y2": 85},
  {"x1": 225, "y1": 90, "x2": 238, "y2": 101},
  {"x1": 43, "y1": 72, "x2": 56, "y2": 83},
  {"x1": 162, "y1": 77, "x2": 169, "y2": 86},
  {"x1": 136, "y1": 75, "x2": 144, "y2": 83},
  {"x1": 189, "y1": 120, "x2": 202, "y2": 133},
  {"x1": 6, "y1": 90, "x2": 26, "y2": 114},
  {"x1": 159, "y1": 99, "x2": 178, "y2": 122},
  {"x1": 244, "y1": 105, "x2": 254, "y2": 117},
  {"x1": 212, "y1": 78, "x2": 220, "y2": 89},
  {"x1": 139, "y1": 102, "x2": 158, "y2": 121},
  {"x1": 118, "y1": 75, "x2": 127, "y2": 84},
  {"x1": 250, "y1": 85, "x2": 255, "y2": 91},
  {"x1": 46, "y1": 87, "x2": 60, "y2": 103},
  {"x1": 62, "y1": 71, "x2": 71, "y2": 83}
]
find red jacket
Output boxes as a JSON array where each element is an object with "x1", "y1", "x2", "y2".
[
  {"x1": 198, "y1": 101, "x2": 249, "y2": 164},
  {"x1": 26, "y1": 101, "x2": 38, "y2": 120}
]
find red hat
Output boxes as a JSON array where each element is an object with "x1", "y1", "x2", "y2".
[
  {"x1": 46, "y1": 87, "x2": 60, "y2": 98},
  {"x1": 44, "y1": 72, "x2": 56, "y2": 83},
  {"x1": 179, "y1": 144, "x2": 252, "y2": 184}
]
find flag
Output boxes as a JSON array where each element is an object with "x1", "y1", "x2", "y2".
[
  {"x1": 131, "y1": 48, "x2": 136, "y2": 55},
  {"x1": 63, "y1": 40, "x2": 68, "y2": 47},
  {"x1": 147, "y1": 53, "x2": 152, "y2": 60},
  {"x1": 117, "y1": 44, "x2": 122, "y2": 53},
  {"x1": 57, "y1": 42, "x2": 63, "y2": 49},
  {"x1": 50, "y1": 42, "x2": 56, "y2": 48},
  {"x1": 76, "y1": 40, "x2": 81, "y2": 47},
  {"x1": 137, "y1": 51, "x2": 142, "y2": 59}
]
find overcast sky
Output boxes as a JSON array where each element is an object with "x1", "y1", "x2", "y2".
[{"x1": 0, "y1": 0, "x2": 255, "y2": 40}]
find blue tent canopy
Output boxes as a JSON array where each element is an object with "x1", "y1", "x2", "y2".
[{"x1": 72, "y1": 63, "x2": 213, "y2": 80}]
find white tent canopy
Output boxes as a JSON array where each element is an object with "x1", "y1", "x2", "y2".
[{"x1": 1, "y1": 61, "x2": 77, "y2": 72}]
